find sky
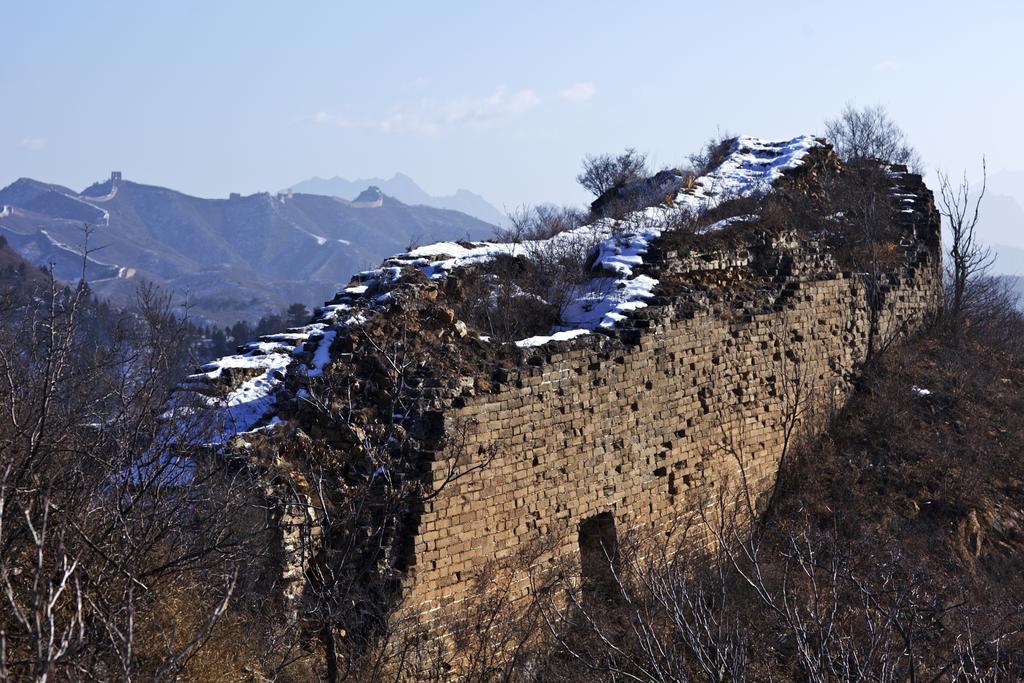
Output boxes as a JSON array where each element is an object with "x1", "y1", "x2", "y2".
[{"x1": 3, "y1": 1, "x2": 1024, "y2": 233}]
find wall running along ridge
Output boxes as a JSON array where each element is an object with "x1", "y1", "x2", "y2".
[
  {"x1": 182, "y1": 142, "x2": 942, "y2": 633},
  {"x1": 400, "y1": 170, "x2": 942, "y2": 623}
]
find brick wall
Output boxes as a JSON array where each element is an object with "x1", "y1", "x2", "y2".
[{"x1": 402, "y1": 179, "x2": 942, "y2": 621}]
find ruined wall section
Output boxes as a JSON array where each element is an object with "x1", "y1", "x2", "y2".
[{"x1": 403, "y1": 172, "x2": 942, "y2": 620}]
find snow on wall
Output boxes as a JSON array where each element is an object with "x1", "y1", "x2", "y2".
[
  {"x1": 173, "y1": 287, "x2": 371, "y2": 445},
  {"x1": 386, "y1": 135, "x2": 820, "y2": 346},
  {"x1": 179, "y1": 135, "x2": 820, "y2": 444}
]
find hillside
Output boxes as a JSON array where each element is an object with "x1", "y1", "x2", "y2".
[
  {"x1": 751, "y1": 310, "x2": 1024, "y2": 677},
  {"x1": 0, "y1": 233, "x2": 51, "y2": 294},
  {"x1": 0, "y1": 175, "x2": 495, "y2": 325}
]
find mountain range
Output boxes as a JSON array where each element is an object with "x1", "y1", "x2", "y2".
[
  {"x1": 289, "y1": 172, "x2": 508, "y2": 226},
  {"x1": 0, "y1": 174, "x2": 495, "y2": 326},
  {"x1": 970, "y1": 169, "x2": 1024, "y2": 275}
]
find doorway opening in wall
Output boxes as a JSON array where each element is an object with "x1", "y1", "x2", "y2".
[{"x1": 578, "y1": 511, "x2": 619, "y2": 599}]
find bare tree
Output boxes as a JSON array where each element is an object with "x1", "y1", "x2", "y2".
[
  {"x1": 825, "y1": 105, "x2": 922, "y2": 171},
  {"x1": 939, "y1": 158, "x2": 994, "y2": 316},
  {"x1": 577, "y1": 148, "x2": 649, "y2": 197},
  {"x1": 687, "y1": 131, "x2": 736, "y2": 176},
  {"x1": 0, "y1": 244, "x2": 269, "y2": 679},
  {"x1": 495, "y1": 205, "x2": 586, "y2": 243},
  {"x1": 290, "y1": 321, "x2": 500, "y2": 681}
]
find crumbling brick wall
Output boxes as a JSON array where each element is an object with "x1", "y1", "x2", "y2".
[
  {"x1": 230, "y1": 166, "x2": 942, "y2": 631},
  {"x1": 399, "y1": 173, "x2": 942, "y2": 622}
]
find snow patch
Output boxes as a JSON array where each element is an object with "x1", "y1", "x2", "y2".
[
  {"x1": 308, "y1": 329, "x2": 337, "y2": 377},
  {"x1": 680, "y1": 136, "x2": 818, "y2": 211},
  {"x1": 516, "y1": 328, "x2": 592, "y2": 348},
  {"x1": 699, "y1": 214, "x2": 759, "y2": 234},
  {"x1": 197, "y1": 351, "x2": 293, "y2": 442},
  {"x1": 173, "y1": 288, "x2": 369, "y2": 444}
]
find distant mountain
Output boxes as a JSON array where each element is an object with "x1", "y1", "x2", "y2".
[
  {"x1": 1002, "y1": 274, "x2": 1024, "y2": 299},
  {"x1": 988, "y1": 169, "x2": 1024, "y2": 200},
  {"x1": 965, "y1": 168, "x2": 1024, "y2": 260},
  {"x1": 289, "y1": 172, "x2": 507, "y2": 227},
  {"x1": 0, "y1": 174, "x2": 494, "y2": 325},
  {"x1": 978, "y1": 193, "x2": 1024, "y2": 253},
  {"x1": 351, "y1": 186, "x2": 384, "y2": 207},
  {"x1": 993, "y1": 243, "x2": 1024, "y2": 276}
]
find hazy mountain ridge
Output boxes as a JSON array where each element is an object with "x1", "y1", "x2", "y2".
[
  {"x1": 1001, "y1": 274, "x2": 1024, "y2": 304},
  {"x1": 0, "y1": 175, "x2": 494, "y2": 325},
  {"x1": 993, "y1": 243, "x2": 1024, "y2": 275},
  {"x1": 289, "y1": 172, "x2": 507, "y2": 226},
  {"x1": 983, "y1": 193, "x2": 1024, "y2": 257}
]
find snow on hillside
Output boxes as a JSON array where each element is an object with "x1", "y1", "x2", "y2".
[
  {"x1": 181, "y1": 135, "x2": 820, "y2": 444},
  {"x1": 688, "y1": 136, "x2": 819, "y2": 207},
  {"x1": 391, "y1": 135, "x2": 819, "y2": 345},
  {"x1": 173, "y1": 286, "x2": 368, "y2": 444}
]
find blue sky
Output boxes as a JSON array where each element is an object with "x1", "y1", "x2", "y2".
[{"x1": 3, "y1": 1, "x2": 1023, "y2": 218}]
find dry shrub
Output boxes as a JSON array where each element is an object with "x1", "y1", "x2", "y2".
[
  {"x1": 496, "y1": 205, "x2": 587, "y2": 243},
  {"x1": 687, "y1": 132, "x2": 736, "y2": 177},
  {"x1": 454, "y1": 255, "x2": 562, "y2": 341},
  {"x1": 452, "y1": 206, "x2": 600, "y2": 343},
  {"x1": 825, "y1": 104, "x2": 922, "y2": 171},
  {"x1": 576, "y1": 149, "x2": 650, "y2": 198}
]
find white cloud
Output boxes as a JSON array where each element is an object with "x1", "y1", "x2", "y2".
[
  {"x1": 440, "y1": 87, "x2": 541, "y2": 126},
  {"x1": 871, "y1": 60, "x2": 903, "y2": 73},
  {"x1": 308, "y1": 86, "x2": 543, "y2": 136},
  {"x1": 307, "y1": 110, "x2": 437, "y2": 135},
  {"x1": 18, "y1": 137, "x2": 46, "y2": 151},
  {"x1": 560, "y1": 82, "x2": 596, "y2": 103}
]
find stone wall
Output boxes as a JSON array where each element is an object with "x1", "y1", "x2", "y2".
[
  {"x1": 230, "y1": 166, "x2": 943, "y2": 632},
  {"x1": 401, "y1": 175, "x2": 942, "y2": 622}
]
